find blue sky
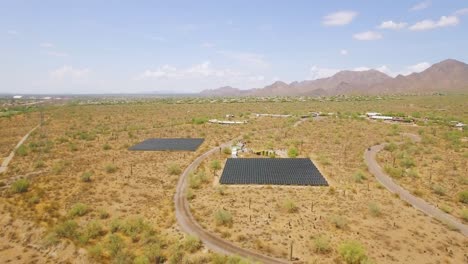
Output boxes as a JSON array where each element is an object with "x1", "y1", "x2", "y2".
[{"x1": 1, "y1": 0, "x2": 467, "y2": 94}]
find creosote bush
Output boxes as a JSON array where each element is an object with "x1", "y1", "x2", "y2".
[
  {"x1": 353, "y1": 171, "x2": 366, "y2": 183},
  {"x1": 214, "y1": 209, "x2": 233, "y2": 227},
  {"x1": 11, "y1": 178, "x2": 29, "y2": 193},
  {"x1": 168, "y1": 163, "x2": 181, "y2": 175},
  {"x1": 282, "y1": 199, "x2": 298, "y2": 213},
  {"x1": 331, "y1": 215, "x2": 347, "y2": 229},
  {"x1": 105, "y1": 164, "x2": 118, "y2": 173},
  {"x1": 68, "y1": 203, "x2": 89, "y2": 217},
  {"x1": 338, "y1": 240, "x2": 369, "y2": 264},
  {"x1": 312, "y1": 235, "x2": 331, "y2": 254},
  {"x1": 183, "y1": 235, "x2": 202, "y2": 253},
  {"x1": 287, "y1": 146, "x2": 298, "y2": 158},
  {"x1": 458, "y1": 190, "x2": 468, "y2": 204},
  {"x1": 81, "y1": 171, "x2": 92, "y2": 182},
  {"x1": 368, "y1": 202, "x2": 381, "y2": 217}
]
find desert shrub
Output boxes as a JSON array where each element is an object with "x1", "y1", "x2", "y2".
[
  {"x1": 81, "y1": 171, "x2": 92, "y2": 182},
  {"x1": 34, "y1": 160, "x2": 46, "y2": 169},
  {"x1": 43, "y1": 232, "x2": 60, "y2": 247},
  {"x1": 186, "y1": 188, "x2": 195, "y2": 200},
  {"x1": 331, "y1": 215, "x2": 347, "y2": 229},
  {"x1": 88, "y1": 244, "x2": 103, "y2": 260},
  {"x1": 368, "y1": 202, "x2": 381, "y2": 217},
  {"x1": 168, "y1": 163, "x2": 181, "y2": 175},
  {"x1": 192, "y1": 117, "x2": 208, "y2": 124},
  {"x1": 406, "y1": 169, "x2": 418, "y2": 178},
  {"x1": 384, "y1": 142, "x2": 397, "y2": 152},
  {"x1": 96, "y1": 209, "x2": 109, "y2": 220},
  {"x1": 121, "y1": 217, "x2": 150, "y2": 241},
  {"x1": 85, "y1": 220, "x2": 104, "y2": 239},
  {"x1": 353, "y1": 171, "x2": 366, "y2": 183},
  {"x1": 214, "y1": 209, "x2": 233, "y2": 227},
  {"x1": 282, "y1": 199, "x2": 298, "y2": 213},
  {"x1": 110, "y1": 219, "x2": 122, "y2": 233},
  {"x1": 189, "y1": 173, "x2": 202, "y2": 189},
  {"x1": 458, "y1": 190, "x2": 468, "y2": 204},
  {"x1": 312, "y1": 235, "x2": 331, "y2": 253},
  {"x1": 16, "y1": 145, "x2": 28, "y2": 156},
  {"x1": 287, "y1": 147, "x2": 298, "y2": 158},
  {"x1": 69, "y1": 143, "x2": 78, "y2": 152},
  {"x1": 106, "y1": 234, "x2": 125, "y2": 257},
  {"x1": 134, "y1": 255, "x2": 150, "y2": 264},
  {"x1": 412, "y1": 189, "x2": 423, "y2": 197},
  {"x1": 338, "y1": 240, "x2": 368, "y2": 264},
  {"x1": 183, "y1": 235, "x2": 202, "y2": 253},
  {"x1": 105, "y1": 164, "x2": 118, "y2": 173},
  {"x1": 461, "y1": 209, "x2": 468, "y2": 222},
  {"x1": 55, "y1": 220, "x2": 79, "y2": 239},
  {"x1": 431, "y1": 185, "x2": 446, "y2": 196},
  {"x1": 400, "y1": 157, "x2": 415, "y2": 168},
  {"x1": 211, "y1": 160, "x2": 221, "y2": 173},
  {"x1": 68, "y1": 203, "x2": 89, "y2": 217},
  {"x1": 384, "y1": 165, "x2": 403, "y2": 178},
  {"x1": 223, "y1": 147, "x2": 231, "y2": 155},
  {"x1": 211, "y1": 254, "x2": 250, "y2": 264},
  {"x1": 11, "y1": 179, "x2": 29, "y2": 193},
  {"x1": 144, "y1": 242, "x2": 163, "y2": 263},
  {"x1": 216, "y1": 186, "x2": 227, "y2": 196},
  {"x1": 52, "y1": 160, "x2": 68, "y2": 174},
  {"x1": 103, "y1": 143, "x2": 112, "y2": 150},
  {"x1": 440, "y1": 204, "x2": 453, "y2": 213}
]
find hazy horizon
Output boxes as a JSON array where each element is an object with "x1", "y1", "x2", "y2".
[{"x1": 2, "y1": 1, "x2": 468, "y2": 94}]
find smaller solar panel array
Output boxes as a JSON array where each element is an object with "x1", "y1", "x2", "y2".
[
  {"x1": 128, "y1": 138, "x2": 204, "y2": 151},
  {"x1": 220, "y1": 158, "x2": 328, "y2": 186}
]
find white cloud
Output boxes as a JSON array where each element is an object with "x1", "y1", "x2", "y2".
[
  {"x1": 353, "y1": 31, "x2": 383, "y2": 41},
  {"x1": 217, "y1": 50, "x2": 269, "y2": 68},
  {"x1": 410, "y1": 1, "x2": 431, "y2": 11},
  {"x1": 40, "y1": 42, "x2": 54, "y2": 48},
  {"x1": 378, "y1": 21, "x2": 408, "y2": 30},
  {"x1": 137, "y1": 61, "x2": 243, "y2": 80},
  {"x1": 340, "y1": 49, "x2": 348, "y2": 55},
  {"x1": 454, "y1": 8, "x2": 468, "y2": 16},
  {"x1": 322, "y1": 11, "x2": 358, "y2": 26},
  {"x1": 353, "y1": 67, "x2": 371, "y2": 71},
  {"x1": 309, "y1": 66, "x2": 341, "y2": 80},
  {"x1": 409, "y1": 15, "x2": 459, "y2": 31},
  {"x1": 50, "y1": 66, "x2": 90, "y2": 80},
  {"x1": 406, "y1": 62, "x2": 431, "y2": 72}
]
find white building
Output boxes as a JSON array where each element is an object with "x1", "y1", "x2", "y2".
[
  {"x1": 370, "y1": 115, "x2": 393, "y2": 120},
  {"x1": 13, "y1": 95, "x2": 23, "y2": 99},
  {"x1": 366, "y1": 112, "x2": 381, "y2": 117}
]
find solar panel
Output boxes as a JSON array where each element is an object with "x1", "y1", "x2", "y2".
[
  {"x1": 128, "y1": 138, "x2": 204, "y2": 151},
  {"x1": 220, "y1": 158, "x2": 328, "y2": 186}
]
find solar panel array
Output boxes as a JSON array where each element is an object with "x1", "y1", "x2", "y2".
[
  {"x1": 220, "y1": 158, "x2": 328, "y2": 186},
  {"x1": 128, "y1": 138, "x2": 204, "y2": 151}
]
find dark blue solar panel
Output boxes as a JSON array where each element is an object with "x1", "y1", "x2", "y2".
[
  {"x1": 220, "y1": 158, "x2": 328, "y2": 186},
  {"x1": 128, "y1": 138, "x2": 204, "y2": 151}
]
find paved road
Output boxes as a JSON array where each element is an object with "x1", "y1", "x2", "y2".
[
  {"x1": 174, "y1": 140, "x2": 289, "y2": 263},
  {"x1": 364, "y1": 133, "x2": 468, "y2": 236},
  {"x1": 0, "y1": 124, "x2": 41, "y2": 174}
]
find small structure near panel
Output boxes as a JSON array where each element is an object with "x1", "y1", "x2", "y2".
[
  {"x1": 220, "y1": 158, "x2": 328, "y2": 186},
  {"x1": 129, "y1": 138, "x2": 204, "y2": 151}
]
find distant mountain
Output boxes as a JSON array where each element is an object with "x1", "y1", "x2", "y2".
[{"x1": 199, "y1": 59, "x2": 468, "y2": 96}]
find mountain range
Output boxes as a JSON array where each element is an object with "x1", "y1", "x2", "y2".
[{"x1": 199, "y1": 59, "x2": 468, "y2": 96}]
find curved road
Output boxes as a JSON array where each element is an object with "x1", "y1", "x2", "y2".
[
  {"x1": 174, "y1": 140, "x2": 289, "y2": 263},
  {"x1": 364, "y1": 133, "x2": 468, "y2": 236},
  {"x1": 0, "y1": 124, "x2": 41, "y2": 174}
]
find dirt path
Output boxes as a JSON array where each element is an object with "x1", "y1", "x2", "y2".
[
  {"x1": 364, "y1": 133, "x2": 468, "y2": 236},
  {"x1": 0, "y1": 124, "x2": 41, "y2": 174},
  {"x1": 174, "y1": 141, "x2": 289, "y2": 263}
]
